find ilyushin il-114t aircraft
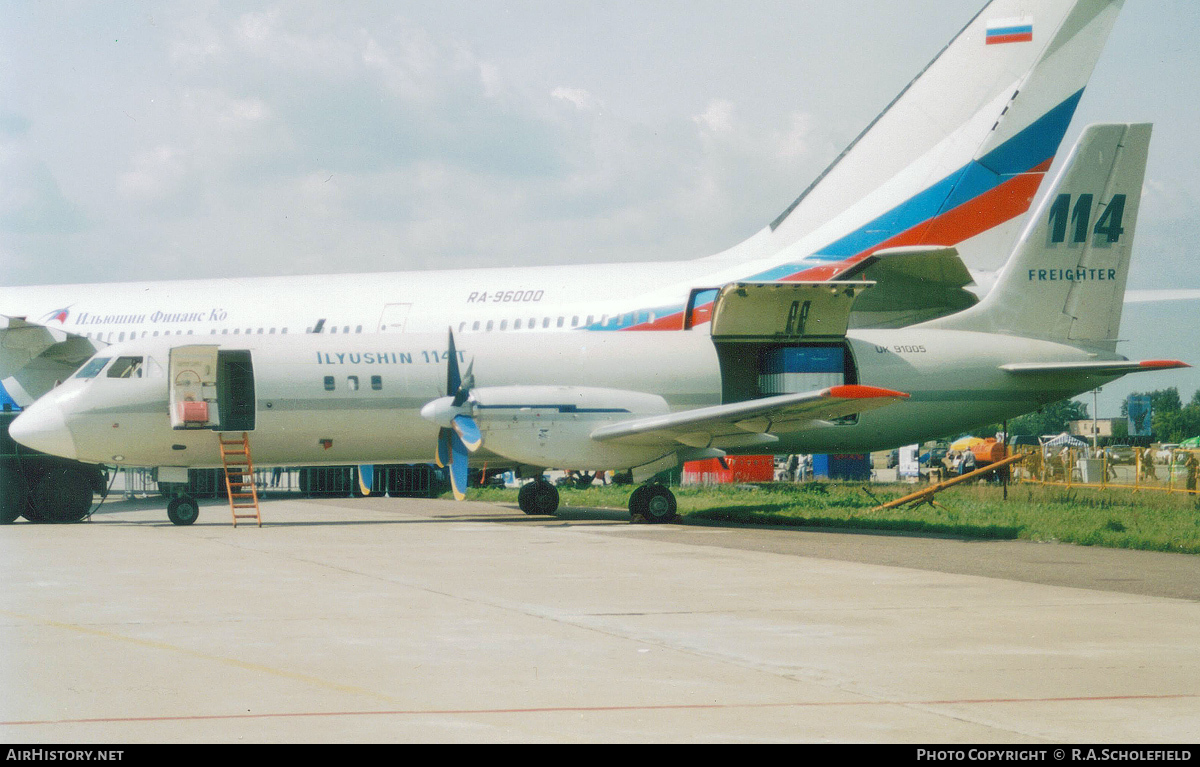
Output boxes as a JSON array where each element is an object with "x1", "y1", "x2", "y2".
[{"x1": 10, "y1": 123, "x2": 1188, "y2": 525}]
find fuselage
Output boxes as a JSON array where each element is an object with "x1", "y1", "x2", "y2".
[
  {"x1": 0, "y1": 227, "x2": 827, "y2": 346},
  {"x1": 17, "y1": 327, "x2": 1123, "y2": 471}
]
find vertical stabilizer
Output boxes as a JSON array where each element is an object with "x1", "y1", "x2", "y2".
[
  {"x1": 925, "y1": 123, "x2": 1151, "y2": 352},
  {"x1": 714, "y1": 0, "x2": 1126, "y2": 280}
]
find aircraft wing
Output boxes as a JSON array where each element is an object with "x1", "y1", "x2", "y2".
[
  {"x1": 1, "y1": 315, "x2": 101, "y2": 405},
  {"x1": 1000, "y1": 360, "x2": 1190, "y2": 376},
  {"x1": 590, "y1": 384, "x2": 908, "y2": 450}
]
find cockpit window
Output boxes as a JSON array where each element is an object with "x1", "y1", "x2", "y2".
[
  {"x1": 143, "y1": 355, "x2": 165, "y2": 379},
  {"x1": 107, "y1": 356, "x2": 144, "y2": 379},
  {"x1": 75, "y1": 357, "x2": 111, "y2": 379}
]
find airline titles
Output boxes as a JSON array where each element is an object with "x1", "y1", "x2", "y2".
[
  {"x1": 316, "y1": 350, "x2": 465, "y2": 365},
  {"x1": 72, "y1": 308, "x2": 229, "y2": 325},
  {"x1": 1028, "y1": 268, "x2": 1117, "y2": 282}
]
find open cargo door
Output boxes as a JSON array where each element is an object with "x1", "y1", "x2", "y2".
[{"x1": 709, "y1": 282, "x2": 871, "y2": 407}]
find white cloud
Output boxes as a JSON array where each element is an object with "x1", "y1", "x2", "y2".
[
  {"x1": 117, "y1": 145, "x2": 190, "y2": 205},
  {"x1": 774, "y1": 111, "x2": 813, "y2": 160},
  {"x1": 3, "y1": 0, "x2": 1196, "y2": 297},
  {"x1": 552, "y1": 87, "x2": 600, "y2": 112},
  {"x1": 694, "y1": 99, "x2": 736, "y2": 135}
]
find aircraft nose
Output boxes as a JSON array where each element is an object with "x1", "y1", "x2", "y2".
[{"x1": 9, "y1": 401, "x2": 77, "y2": 460}]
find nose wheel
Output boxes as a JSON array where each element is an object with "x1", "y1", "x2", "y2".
[
  {"x1": 167, "y1": 495, "x2": 199, "y2": 526},
  {"x1": 629, "y1": 484, "x2": 677, "y2": 524}
]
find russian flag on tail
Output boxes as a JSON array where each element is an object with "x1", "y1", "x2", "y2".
[{"x1": 986, "y1": 17, "x2": 1033, "y2": 45}]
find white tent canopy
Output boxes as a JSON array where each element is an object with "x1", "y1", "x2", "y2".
[{"x1": 1042, "y1": 432, "x2": 1088, "y2": 448}]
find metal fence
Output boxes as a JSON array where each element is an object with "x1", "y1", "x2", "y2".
[{"x1": 1011, "y1": 446, "x2": 1200, "y2": 495}]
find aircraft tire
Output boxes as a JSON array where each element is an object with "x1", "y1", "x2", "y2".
[
  {"x1": 518, "y1": 480, "x2": 559, "y2": 515},
  {"x1": 30, "y1": 466, "x2": 93, "y2": 523},
  {"x1": 517, "y1": 482, "x2": 537, "y2": 513},
  {"x1": 630, "y1": 484, "x2": 677, "y2": 524},
  {"x1": 0, "y1": 465, "x2": 28, "y2": 524},
  {"x1": 167, "y1": 496, "x2": 200, "y2": 526},
  {"x1": 535, "y1": 481, "x2": 560, "y2": 515}
]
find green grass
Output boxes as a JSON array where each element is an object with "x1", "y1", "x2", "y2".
[{"x1": 463, "y1": 480, "x2": 1200, "y2": 555}]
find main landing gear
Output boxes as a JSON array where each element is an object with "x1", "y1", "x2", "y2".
[
  {"x1": 518, "y1": 478, "x2": 560, "y2": 515},
  {"x1": 518, "y1": 477, "x2": 678, "y2": 524},
  {"x1": 515, "y1": 472, "x2": 678, "y2": 524},
  {"x1": 628, "y1": 483, "x2": 678, "y2": 524}
]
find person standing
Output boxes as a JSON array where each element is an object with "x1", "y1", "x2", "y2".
[{"x1": 1140, "y1": 447, "x2": 1156, "y2": 482}]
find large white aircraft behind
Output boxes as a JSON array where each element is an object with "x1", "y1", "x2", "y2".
[
  {"x1": 11, "y1": 123, "x2": 1188, "y2": 525},
  {"x1": 0, "y1": 0, "x2": 1125, "y2": 408}
]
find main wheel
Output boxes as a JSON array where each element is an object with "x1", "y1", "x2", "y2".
[
  {"x1": 29, "y1": 466, "x2": 93, "y2": 523},
  {"x1": 517, "y1": 481, "x2": 538, "y2": 513},
  {"x1": 167, "y1": 495, "x2": 199, "y2": 526},
  {"x1": 0, "y1": 465, "x2": 28, "y2": 524},
  {"x1": 518, "y1": 480, "x2": 559, "y2": 515},
  {"x1": 629, "y1": 484, "x2": 677, "y2": 524}
]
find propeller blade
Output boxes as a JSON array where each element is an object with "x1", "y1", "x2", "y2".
[
  {"x1": 357, "y1": 464, "x2": 374, "y2": 496},
  {"x1": 449, "y1": 431, "x2": 470, "y2": 501},
  {"x1": 433, "y1": 329, "x2": 479, "y2": 500},
  {"x1": 452, "y1": 361, "x2": 474, "y2": 407},
  {"x1": 452, "y1": 414, "x2": 482, "y2": 452},
  {"x1": 446, "y1": 329, "x2": 461, "y2": 396},
  {"x1": 436, "y1": 427, "x2": 452, "y2": 468}
]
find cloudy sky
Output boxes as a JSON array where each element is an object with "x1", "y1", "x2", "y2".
[{"x1": 2, "y1": 1, "x2": 1198, "y2": 417}]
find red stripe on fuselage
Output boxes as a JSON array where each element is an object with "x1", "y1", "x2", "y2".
[
  {"x1": 623, "y1": 157, "x2": 1052, "y2": 329},
  {"x1": 780, "y1": 158, "x2": 1052, "y2": 283}
]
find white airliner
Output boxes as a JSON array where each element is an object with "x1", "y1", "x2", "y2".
[
  {"x1": 11, "y1": 123, "x2": 1188, "y2": 525},
  {"x1": 1, "y1": 0, "x2": 1125, "y2": 408}
]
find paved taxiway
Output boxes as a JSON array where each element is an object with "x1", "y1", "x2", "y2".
[{"x1": 2, "y1": 495, "x2": 1198, "y2": 743}]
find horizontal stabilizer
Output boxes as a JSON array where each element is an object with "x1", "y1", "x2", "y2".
[
  {"x1": 841, "y1": 246, "x2": 979, "y2": 328},
  {"x1": 1124, "y1": 289, "x2": 1200, "y2": 303},
  {"x1": 0, "y1": 315, "x2": 100, "y2": 405},
  {"x1": 841, "y1": 246, "x2": 972, "y2": 287},
  {"x1": 1, "y1": 316, "x2": 70, "y2": 379},
  {"x1": 591, "y1": 384, "x2": 908, "y2": 450},
  {"x1": 1000, "y1": 360, "x2": 1189, "y2": 375}
]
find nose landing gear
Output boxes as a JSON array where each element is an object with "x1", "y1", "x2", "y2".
[{"x1": 167, "y1": 495, "x2": 199, "y2": 526}]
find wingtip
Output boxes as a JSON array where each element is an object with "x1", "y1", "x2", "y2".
[
  {"x1": 828, "y1": 384, "x2": 910, "y2": 400},
  {"x1": 1139, "y1": 360, "x2": 1190, "y2": 370}
]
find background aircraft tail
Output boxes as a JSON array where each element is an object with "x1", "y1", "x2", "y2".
[
  {"x1": 924, "y1": 122, "x2": 1151, "y2": 352},
  {"x1": 716, "y1": 0, "x2": 1126, "y2": 281}
]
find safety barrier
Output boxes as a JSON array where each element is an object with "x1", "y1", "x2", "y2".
[{"x1": 1011, "y1": 446, "x2": 1200, "y2": 495}]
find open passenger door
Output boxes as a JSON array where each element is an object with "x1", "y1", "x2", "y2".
[{"x1": 168, "y1": 345, "x2": 256, "y2": 431}]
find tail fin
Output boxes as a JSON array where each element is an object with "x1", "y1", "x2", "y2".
[
  {"x1": 925, "y1": 122, "x2": 1151, "y2": 352},
  {"x1": 720, "y1": 0, "x2": 1126, "y2": 280}
]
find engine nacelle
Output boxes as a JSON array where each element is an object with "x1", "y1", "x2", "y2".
[{"x1": 470, "y1": 385, "x2": 674, "y2": 470}]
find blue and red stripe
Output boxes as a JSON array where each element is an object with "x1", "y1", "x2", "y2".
[{"x1": 588, "y1": 89, "x2": 1084, "y2": 332}]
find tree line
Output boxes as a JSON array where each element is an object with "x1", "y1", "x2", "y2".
[{"x1": 986, "y1": 388, "x2": 1200, "y2": 443}]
